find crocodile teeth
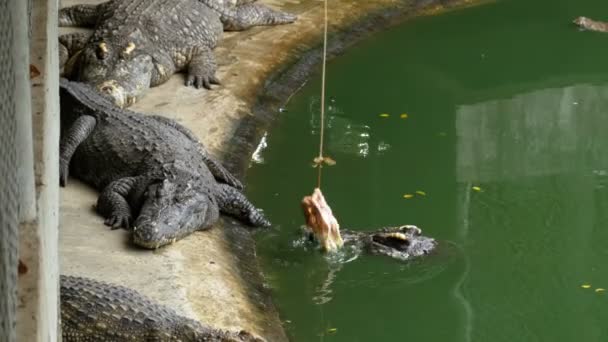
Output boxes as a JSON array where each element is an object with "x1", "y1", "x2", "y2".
[{"x1": 385, "y1": 232, "x2": 408, "y2": 241}]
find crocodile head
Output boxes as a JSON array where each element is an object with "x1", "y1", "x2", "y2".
[
  {"x1": 75, "y1": 31, "x2": 154, "y2": 108},
  {"x1": 132, "y1": 177, "x2": 219, "y2": 249},
  {"x1": 361, "y1": 225, "x2": 436, "y2": 260}
]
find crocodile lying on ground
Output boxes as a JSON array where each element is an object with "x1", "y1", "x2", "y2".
[
  {"x1": 304, "y1": 225, "x2": 437, "y2": 261},
  {"x1": 61, "y1": 275, "x2": 264, "y2": 341},
  {"x1": 59, "y1": 0, "x2": 296, "y2": 107},
  {"x1": 573, "y1": 16, "x2": 608, "y2": 32},
  {"x1": 59, "y1": 78, "x2": 270, "y2": 248}
]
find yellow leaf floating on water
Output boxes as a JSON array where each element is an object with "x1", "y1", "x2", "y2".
[
  {"x1": 327, "y1": 328, "x2": 337, "y2": 334},
  {"x1": 400, "y1": 113, "x2": 409, "y2": 119},
  {"x1": 596, "y1": 288, "x2": 605, "y2": 292},
  {"x1": 324, "y1": 156, "x2": 336, "y2": 166},
  {"x1": 581, "y1": 284, "x2": 592, "y2": 289},
  {"x1": 379, "y1": 113, "x2": 390, "y2": 118},
  {"x1": 403, "y1": 194, "x2": 414, "y2": 199},
  {"x1": 472, "y1": 186, "x2": 482, "y2": 192},
  {"x1": 415, "y1": 190, "x2": 426, "y2": 196}
]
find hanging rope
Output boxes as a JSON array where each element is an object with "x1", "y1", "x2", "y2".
[
  {"x1": 301, "y1": 0, "x2": 343, "y2": 254},
  {"x1": 317, "y1": 0, "x2": 328, "y2": 188},
  {"x1": 313, "y1": 0, "x2": 334, "y2": 188}
]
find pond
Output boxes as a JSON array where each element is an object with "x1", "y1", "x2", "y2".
[{"x1": 246, "y1": 0, "x2": 608, "y2": 340}]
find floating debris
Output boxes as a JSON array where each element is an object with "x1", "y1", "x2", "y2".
[
  {"x1": 312, "y1": 156, "x2": 336, "y2": 167},
  {"x1": 472, "y1": 186, "x2": 482, "y2": 192},
  {"x1": 403, "y1": 194, "x2": 414, "y2": 199},
  {"x1": 581, "y1": 284, "x2": 592, "y2": 289},
  {"x1": 400, "y1": 113, "x2": 409, "y2": 119},
  {"x1": 377, "y1": 141, "x2": 391, "y2": 153},
  {"x1": 327, "y1": 328, "x2": 337, "y2": 334},
  {"x1": 415, "y1": 190, "x2": 426, "y2": 196},
  {"x1": 379, "y1": 113, "x2": 390, "y2": 118}
]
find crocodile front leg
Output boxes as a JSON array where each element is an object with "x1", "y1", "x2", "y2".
[
  {"x1": 215, "y1": 184, "x2": 270, "y2": 227},
  {"x1": 59, "y1": 2, "x2": 108, "y2": 27},
  {"x1": 59, "y1": 33, "x2": 88, "y2": 76},
  {"x1": 222, "y1": 3, "x2": 297, "y2": 31},
  {"x1": 185, "y1": 46, "x2": 221, "y2": 89},
  {"x1": 148, "y1": 115, "x2": 244, "y2": 189},
  {"x1": 96, "y1": 174, "x2": 163, "y2": 230},
  {"x1": 59, "y1": 115, "x2": 96, "y2": 186},
  {"x1": 96, "y1": 177, "x2": 138, "y2": 229}
]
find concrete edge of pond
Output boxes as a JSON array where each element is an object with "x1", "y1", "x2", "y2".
[{"x1": 58, "y1": 0, "x2": 487, "y2": 341}]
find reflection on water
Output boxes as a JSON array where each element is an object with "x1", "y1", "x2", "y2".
[
  {"x1": 308, "y1": 96, "x2": 390, "y2": 158},
  {"x1": 455, "y1": 82, "x2": 608, "y2": 341},
  {"x1": 251, "y1": 131, "x2": 268, "y2": 164},
  {"x1": 456, "y1": 83, "x2": 608, "y2": 183}
]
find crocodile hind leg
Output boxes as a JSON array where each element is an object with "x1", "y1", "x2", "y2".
[
  {"x1": 215, "y1": 184, "x2": 270, "y2": 227},
  {"x1": 199, "y1": 153, "x2": 244, "y2": 190},
  {"x1": 148, "y1": 115, "x2": 244, "y2": 189},
  {"x1": 59, "y1": 2, "x2": 108, "y2": 27},
  {"x1": 59, "y1": 115, "x2": 96, "y2": 186},
  {"x1": 185, "y1": 46, "x2": 221, "y2": 89},
  {"x1": 221, "y1": 3, "x2": 297, "y2": 31}
]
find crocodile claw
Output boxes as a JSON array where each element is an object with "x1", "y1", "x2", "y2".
[
  {"x1": 185, "y1": 74, "x2": 220, "y2": 90},
  {"x1": 60, "y1": 158, "x2": 70, "y2": 187},
  {"x1": 219, "y1": 171, "x2": 243, "y2": 190},
  {"x1": 273, "y1": 12, "x2": 297, "y2": 25},
  {"x1": 104, "y1": 214, "x2": 131, "y2": 230}
]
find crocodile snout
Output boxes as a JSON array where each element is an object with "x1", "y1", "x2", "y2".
[{"x1": 97, "y1": 81, "x2": 128, "y2": 108}]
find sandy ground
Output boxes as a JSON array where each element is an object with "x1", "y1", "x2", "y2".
[{"x1": 58, "y1": 0, "x2": 479, "y2": 340}]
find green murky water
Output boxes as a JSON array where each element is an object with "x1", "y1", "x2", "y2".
[{"x1": 246, "y1": 0, "x2": 608, "y2": 340}]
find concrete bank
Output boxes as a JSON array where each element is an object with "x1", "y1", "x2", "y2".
[{"x1": 58, "y1": 0, "x2": 483, "y2": 340}]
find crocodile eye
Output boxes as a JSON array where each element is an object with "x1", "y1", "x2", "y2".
[
  {"x1": 96, "y1": 42, "x2": 109, "y2": 60},
  {"x1": 123, "y1": 42, "x2": 135, "y2": 56}
]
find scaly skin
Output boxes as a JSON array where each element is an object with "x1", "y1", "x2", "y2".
[
  {"x1": 305, "y1": 225, "x2": 437, "y2": 261},
  {"x1": 58, "y1": 0, "x2": 296, "y2": 107},
  {"x1": 61, "y1": 275, "x2": 265, "y2": 341},
  {"x1": 573, "y1": 16, "x2": 608, "y2": 32},
  {"x1": 59, "y1": 79, "x2": 270, "y2": 249}
]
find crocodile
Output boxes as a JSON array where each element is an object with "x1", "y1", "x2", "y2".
[
  {"x1": 301, "y1": 188, "x2": 436, "y2": 260},
  {"x1": 59, "y1": 78, "x2": 270, "y2": 249},
  {"x1": 573, "y1": 16, "x2": 608, "y2": 32},
  {"x1": 61, "y1": 275, "x2": 264, "y2": 341},
  {"x1": 59, "y1": 0, "x2": 297, "y2": 107},
  {"x1": 304, "y1": 225, "x2": 437, "y2": 261}
]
